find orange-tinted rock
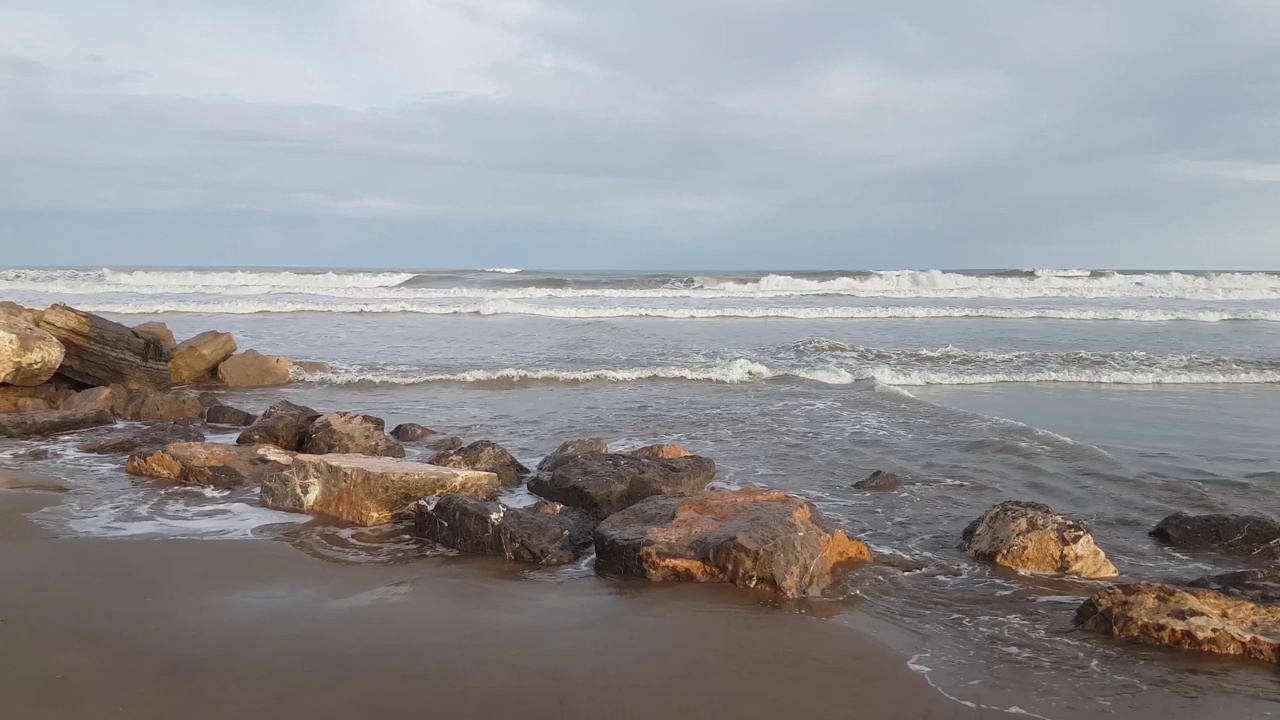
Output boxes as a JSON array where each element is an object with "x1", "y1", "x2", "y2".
[
  {"x1": 126, "y1": 442, "x2": 294, "y2": 488},
  {"x1": 0, "y1": 315, "x2": 65, "y2": 386},
  {"x1": 216, "y1": 350, "x2": 293, "y2": 387},
  {"x1": 37, "y1": 304, "x2": 172, "y2": 390},
  {"x1": 628, "y1": 444, "x2": 691, "y2": 459},
  {"x1": 960, "y1": 501, "x2": 1118, "y2": 579},
  {"x1": 169, "y1": 331, "x2": 237, "y2": 384},
  {"x1": 132, "y1": 322, "x2": 176, "y2": 350}
]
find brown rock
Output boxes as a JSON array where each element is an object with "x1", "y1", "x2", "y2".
[
  {"x1": 1188, "y1": 570, "x2": 1280, "y2": 606},
  {"x1": 216, "y1": 350, "x2": 293, "y2": 387},
  {"x1": 528, "y1": 453, "x2": 716, "y2": 520},
  {"x1": 537, "y1": 438, "x2": 609, "y2": 472},
  {"x1": 60, "y1": 385, "x2": 128, "y2": 416},
  {"x1": 37, "y1": 304, "x2": 172, "y2": 390},
  {"x1": 428, "y1": 440, "x2": 529, "y2": 487},
  {"x1": 205, "y1": 404, "x2": 257, "y2": 426},
  {"x1": 80, "y1": 421, "x2": 206, "y2": 455},
  {"x1": 415, "y1": 495, "x2": 596, "y2": 565},
  {"x1": 126, "y1": 442, "x2": 294, "y2": 488},
  {"x1": 121, "y1": 390, "x2": 201, "y2": 422},
  {"x1": 0, "y1": 315, "x2": 65, "y2": 386},
  {"x1": 854, "y1": 470, "x2": 905, "y2": 492},
  {"x1": 0, "y1": 301, "x2": 43, "y2": 326},
  {"x1": 168, "y1": 331, "x2": 237, "y2": 384},
  {"x1": 236, "y1": 400, "x2": 319, "y2": 451},
  {"x1": 260, "y1": 453, "x2": 500, "y2": 526},
  {"x1": 132, "y1": 322, "x2": 176, "y2": 350},
  {"x1": 1075, "y1": 582, "x2": 1280, "y2": 664},
  {"x1": 628, "y1": 444, "x2": 691, "y2": 460},
  {"x1": 0, "y1": 409, "x2": 114, "y2": 438},
  {"x1": 196, "y1": 391, "x2": 223, "y2": 408},
  {"x1": 425, "y1": 435, "x2": 463, "y2": 452},
  {"x1": 594, "y1": 488, "x2": 872, "y2": 598},
  {"x1": 1150, "y1": 512, "x2": 1280, "y2": 560},
  {"x1": 303, "y1": 412, "x2": 404, "y2": 457},
  {"x1": 0, "y1": 384, "x2": 76, "y2": 413},
  {"x1": 390, "y1": 423, "x2": 435, "y2": 441},
  {"x1": 959, "y1": 501, "x2": 1118, "y2": 579}
]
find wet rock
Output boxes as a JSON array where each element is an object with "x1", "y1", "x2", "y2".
[
  {"x1": 528, "y1": 452, "x2": 716, "y2": 520},
  {"x1": 425, "y1": 435, "x2": 463, "y2": 452},
  {"x1": 168, "y1": 331, "x2": 237, "y2": 384},
  {"x1": 121, "y1": 390, "x2": 201, "y2": 422},
  {"x1": 877, "y1": 553, "x2": 929, "y2": 573},
  {"x1": 216, "y1": 350, "x2": 293, "y2": 387},
  {"x1": 960, "y1": 501, "x2": 1118, "y2": 579},
  {"x1": 1188, "y1": 570, "x2": 1280, "y2": 606},
  {"x1": 1150, "y1": 512, "x2": 1280, "y2": 559},
  {"x1": 37, "y1": 304, "x2": 172, "y2": 390},
  {"x1": 0, "y1": 409, "x2": 114, "y2": 438},
  {"x1": 197, "y1": 391, "x2": 223, "y2": 408},
  {"x1": 205, "y1": 404, "x2": 257, "y2": 426},
  {"x1": 132, "y1": 322, "x2": 176, "y2": 350},
  {"x1": 126, "y1": 441, "x2": 294, "y2": 488},
  {"x1": 854, "y1": 470, "x2": 905, "y2": 492},
  {"x1": 0, "y1": 315, "x2": 65, "y2": 386},
  {"x1": 236, "y1": 400, "x2": 319, "y2": 451},
  {"x1": 303, "y1": 412, "x2": 405, "y2": 457},
  {"x1": 390, "y1": 423, "x2": 435, "y2": 442},
  {"x1": 537, "y1": 438, "x2": 608, "y2": 472},
  {"x1": 428, "y1": 440, "x2": 529, "y2": 487},
  {"x1": 14, "y1": 447, "x2": 57, "y2": 461},
  {"x1": 0, "y1": 384, "x2": 76, "y2": 413},
  {"x1": 80, "y1": 421, "x2": 206, "y2": 455},
  {"x1": 1075, "y1": 582, "x2": 1280, "y2": 664},
  {"x1": 415, "y1": 495, "x2": 596, "y2": 565},
  {"x1": 61, "y1": 384, "x2": 128, "y2": 416},
  {"x1": 260, "y1": 453, "x2": 500, "y2": 526},
  {"x1": 594, "y1": 487, "x2": 872, "y2": 598},
  {"x1": 628, "y1": 444, "x2": 691, "y2": 460}
]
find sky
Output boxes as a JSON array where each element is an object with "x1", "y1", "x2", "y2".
[{"x1": 1, "y1": 1, "x2": 1278, "y2": 270}]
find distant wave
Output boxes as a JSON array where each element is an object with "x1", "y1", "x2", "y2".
[{"x1": 481, "y1": 268, "x2": 523, "y2": 274}]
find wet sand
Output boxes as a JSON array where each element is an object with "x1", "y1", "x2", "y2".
[{"x1": 0, "y1": 488, "x2": 999, "y2": 720}]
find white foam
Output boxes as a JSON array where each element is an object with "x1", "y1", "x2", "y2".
[{"x1": 481, "y1": 268, "x2": 524, "y2": 273}]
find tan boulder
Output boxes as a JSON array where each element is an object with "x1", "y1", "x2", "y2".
[
  {"x1": 61, "y1": 385, "x2": 128, "y2": 416},
  {"x1": 628, "y1": 444, "x2": 691, "y2": 459},
  {"x1": 217, "y1": 350, "x2": 293, "y2": 387},
  {"x1": 133, "y1": 322, "x2": 177, "y2": 350},
  {"x1": 0, "y1": 315, "x2": 65, "y2": 386},
  {"x1": 0, "y1": 301, "x2": 43, "y2": 326},
  {"x1": 126, "y1": 442, "x2": 295, "y2": 488},
  {"x1": 959, "y1": 501, "x2": 1118, "y2": 579},
  {"x1": 0, "y1": 384, "x2": 76, "y2": 413},
  {"x1": 37, "y1": 304, "x2": 172, "y2": 390},
  {"x1": 121, "y1": 390, "x2": 201, "y2": 422},
  {"x1": 169, "y1": 331, "x2": 237, "y2": 384},
  {"x1": 0, "y1": 409, "x2": 114, "y2": 438}
]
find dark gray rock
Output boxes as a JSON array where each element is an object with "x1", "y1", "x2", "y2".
[
  {"x1": 854, "y1": 470, "x2": 904, "y2": 492},
  {"x1": 390, "y1": 423, "x2": 435, "y2": 441},
  {"x1": 528, "y1": 452, "x2": 716, "y2": 520},
  {"x1": 537, "y1": 437, "x2": 609, "y2": 472},
  {"x1": 415, "y1": 495, "x2": 595, "y2": 565},
  {"x1": 1151, "y1": 512, "x2": 1280, "y2": 559},
  {"x1": 0, "y1": 409, "x2": 115, "y2": 438},
  {"x1": 205, "y1": 404, "x2": 257, "y2": 426},
  {"x1": 80, "y1": 420, "x2": 206, "y2": 454},
  {"x1": 236, "y1": 400, "x2": 319, "y2": 451},
  {"x1": 429, "y1": 440, "x2": 529, "y2": 487},
  {"x1": 303, "y1": 412, "x2": 404, "y2": 457},
  {"x1": 1188, "y1": 570, "x2": 1280, "y2": 606},
  {"x1": 36, "y1": 304, "x2": 172, "y2": 390}
]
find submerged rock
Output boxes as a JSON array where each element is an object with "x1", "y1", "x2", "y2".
[
  {"x1": 960, "y1": 501, "x2": 1118, "y2": 579},
  {"x1": 303, "y1": 412, "x2": 404, "y2": 457},
  {"x1": 1188, "y1": 570, "x2": 1280, "y2": 606},
  {"x1": 38, "y1": 304, "x2": 172, "y2": 390},
  {"x1": 594, "y1": 487, "x2": 872, "y2": 598},
  {"x1": 537, "y1": 438, "x2": 609, "y2": 472},
  {"x1": 428, "y1": 440, "x2": 529, "y2": 487},
  {"x1": 390, "y1": 423, "x2": 435, "y2": 442},
  {"x1": 126, "y1": 441, "x2": 294, "y2": 488},
  {"x1": 217, "y1": 350, "x2": 293, "y2": 387},
  {"x1": 121, "y1": 390, "x2": 201, "y2": 422},
  {"x1": 1150, "y1": 512, "x2": 1280, "y2": 559},
  {"x1": 0, "y1": 409, "x2": 114, "y2": 438},
  {"x1": 628, "y1": 444, "x2": 691, "y2": 460},
  {"x1": 853, "y1": 470, "x2": 905, "y2": 492},
  {"x1": 1075, "y1": 582, "x2": 1280, "y2": 664},
  {"x1": 169, "y1": 331, "x2": 237, "y2": 384},
  {"x1": 0, "y1": 315, "x2": 64, "y2": 387},
  {"x1": 237, "y1": 400, "x2": 319, "y2": 451},
  {"x1": 61, "y1": 385, "x2": 128, "y2": 416},
  {"x1": 205, "y1": 404, "x2": 257, "y2": 426},
  {"x1": 415, "y1": 495, "x2": 596, "y2": 565},
  {"x1": 528, "y1": 452, "x2": 716, "y2": 520},
  {"x1": 80, "y1": 421, "x2": 206, "y2": 455}
]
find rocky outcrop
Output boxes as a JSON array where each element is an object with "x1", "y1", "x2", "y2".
[
  {"x1": 80, "y1": 421, "x2": 206, "y2": 455},
  {"x1": 628, "y1": 444, "x2": 691, "y2": 459},
  {"x1": 390, "y1": 423, "x2": 435, "y2": 441},
  {"x1": 415, "y1": 495, "x2": 596, "y2": 565},
  {"x1": 216, "y1": 350, "x2": 293, "y2": 387},
  {"x1": 1075, "y1": 582, "x2": 1280, "y2": 664},
  {"x1": 428, "y1": 440, "x2": 529, "y2": 487},
  {"x1": 168, "y1": 331, "x2": 237, "y2": 384},
  {"x1": 1188, "y1": 570, "x2": 1280, "y2": 606},
  {"x1": 854, "y1": 470, "x2": 904, "y2": 492},
  {"x1": 594, "y1": 488, "x2": 872, "y2": 598},
  {"x1": 260, "y1": 453, "x2": 500, "y2": 526},
  {"x1": 205, "y1": 404, "x2": 257, "y2": 426},
  {"x1": 236, "y1": 400, "x2": 319, "y2": 451},
  {"x1": 1150, "y1": 512, "x2": 1280, "y2": 559},
  {"x1": 126, "y1": 442, "x2": 294, "y2": 488},
  {"x1": 121, "y1": 390, "x2": 201, "y2": 422},
  {"x1": 0, "y1": 315, "x2": 64, "y2": 386},
  {"x1": 60, "y1": 384, "x2": 128, "y2": 416},
  {"x1": 0, "y1": 301, "x2": 42, "y2": 326},
  {"x1": 37, "y1": 304, "x2": 172, "y2": 390},
  {"x1": 537, "y1": 438, "x2": 608, "y2": 472},
  {"x1": 0, "y1": 409, "x2": 114, "y2": 438},
  {"x1": 302, "y1": 412, "x2": 405, "y2": 457},
  {"x1": 529, "y1": 453, "x2": 716, "y2": 520},
  {"x1": 132, "y1": 322, "x2": 176, "y2": 350},
  {"x1": 960, "y1": 501, "x2": 1118, "y2": 579}
]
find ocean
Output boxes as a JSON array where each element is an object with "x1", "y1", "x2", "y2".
[{"x1": 3, "y1": 266, "x2": 1279, "y2": 718}]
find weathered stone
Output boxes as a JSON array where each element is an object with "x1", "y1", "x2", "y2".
[
  {"x1": 0, "y1": 301, "x2": 43, "y2": 326},
  {"x1": 425, "y1": 435, "x2": 463, "y2": 452},
  {"x1": 293, "y1": 360, "x2": 331, "y2": 374},
  {"x1": 169, "y1": 331, "x2": 237, "y2": 384},
  {"x1": 595, "y1": 488, "x2": 872, "y2": 598},
  {"x1": 126, "y1": 442, "x2": 294, "y2": 488},
  {"x1": 537, "y1": 438, "x2": 609, "y2": 472},
  {"x1": 37, "y1": 304, "x2": 172, "y2": 390},
  {"x1": 1188, "y1": 570, "x2": 1280, "y2": 606},
  {"x1": 1150, "y1": 512, "x2": 1280, "y2": 559},
  {"x1": 260, "y1": 453, "x2": 500, "y2": 526},
  {"x1": 415, "y1": 495, "x2": 596, "y2": 565},
  {"x1": 197, "y1": 392, "x2": 222, "y2": 408},
  {"x1": 1075, "y1": 582, "x2": 1280, "y2": 664},
  {"x1": 60, "y1": 385, "x2": 128, "y2": 416},
  {"x1": 0, "y1": 384, "x2": 75, "y2": 413},
  {"x1": 0, "y1": 315, "x2": 65, "y2": 386},
  {"x1": 80, "y1": 421, "x2": 206, "y2": 455},
  {"x1": 236, "y1": 400, "x2": 318, "y2": 451},
  {"x1": 132, "y1": 322, "x2": 176, "y2": 350},
  {"x1": 205, "y1": 404, "x2": 257, "y2": 426},
  {"x1": 303, "y1": 412, "x2": 404, "y2": 457},
  {"x1": 628, "y1": 444, "x2": 691, "y2": 460},
  {"x1": 390, "y1": 423, "x2": 435, "y2": 442},
  {"x1": 428, "y1": 440, "x2": 529, "y2": 487},
  {"x1": 529, "y1": 453, "x2": 716, "y2": 520},
  {"x1": 0, "y1": 409, "x2": 114, "y2": 438},
  {"x1": 121, "y1": 390, "x2": 201, "y2": 422},
  {"x1": 216, "y1": 350, "x2": 293, "y2": 387},
  {"x1": 854, "y1": 470, "x2": 904, "y2": 492},
  {"x1": 959, "y1": 501, "x2": 1118, "y2": 579}
]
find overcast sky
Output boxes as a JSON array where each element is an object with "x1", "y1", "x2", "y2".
[{"x1": 1, "y1": 1, "x2": 1278, "y2": 270}]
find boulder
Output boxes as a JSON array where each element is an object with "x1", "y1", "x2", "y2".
[
  {"x1": 80, "y1": 421, "x2": 206, "y2": 455},
  {"x1": 37, "y1": 304, "x2": 172, "y2": 390},
  {"x1": 854, "y1": 470, "x2": 904, "y2": 492},
  {"x1": 529, "y1": 453, "x2": 716, "y2": 520},
  {"x1": 126, "y1": 442, "x2": 294, "y2": 488},
  {"x1": 1075, "y1": 582, "x2": 1280, "y2": 664},
  {"x1": 426, "y1": 435, "x2": 463, "y2": 452},
  {"x1": 628, "y1": 444, "x2": 691, "y2": 460},
  {"x1": 196, "y1": 391, "x2": 223, "y2": 408},
  {"x1": 428, "y1": 440, "x2": 529, "y2": 487},
  {"x1": 168, "y1": 331, "x2": 237, "y2": 384},
  {"x1": 390, "y1": 423, "x2": 435, "y2": 442},
  {"x1": 415, "y1": 495, "x2": 596, "y2": 565},
  {"x1": 594, "y1": 488, "x2": 872, "y2": 598},
  {"x1": 0, "y1": 409, "x2": 114, "y2": 438},
  {"x1": 537, "y1": 438, "x2": 609, "y2": 472},
  {"x1": 60, "y1": 385, "x2": 128, "y2": 416},
  {"x1": 260, "y1": 453, "x2": 501, "y2": 526},
  {"x1": 0, "y1": 301, "x2": 43, "y2": 326},
  {"x1": 303, "y1": 412, "x2": 405, "y2": 457},
  {"x1": 1188, "y1": 570, "x2": 1280, "y2": 606},
  {"x1": 216, "y1": 350, "x2": 293, "y2": 387},
  {"x1": 0, "y1": 384, "x2": 76, "y2": 413},
  {"x1": 205, "y1": 404, "x2": 257, "y2": 427},
  {"x1": 236, "y1": 400, "x2": 319, "y2": 451},
  {"x1": 121, "y1": 390, "x2": 201, "y2": 422},
  {"x1": 0, "y1": 315, "x2": 65, "y2": 386},
  {"x1": 132, "y1": 322, "x2": 176, "y2": 350},
  {"x1": 1150, "y1": 512, "x2": 1280, "y2": 559},
  {"x1": 959, "y1": 501, "x2": 1118, "y2": 579}
]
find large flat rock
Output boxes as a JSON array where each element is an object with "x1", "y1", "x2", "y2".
[
  {"x1": 37, "y1": 304, "x2": 172, "y2": 390},
  {"x1": 126, "y1": 442, "x2": 294, "y2": 488},
  {"x1": 0, "y1": 409, "x2": 114, "y2": 438},
  {"x1": 528, "y1": 453, "x2": 716, "y2": 520}
]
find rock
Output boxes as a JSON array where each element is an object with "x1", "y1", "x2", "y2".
[
  {"x1": 303, "y1": 412, "x2": 405, "y2": 457},
  {"x1": 37, "y1": 304, "x2": 172, "y2": 390},
  {"x1": 1075, "y1": 582, "x2": 1280, "y2": 664},
  {"x1": 0, "y1": 384, "x2": 75, "y2": 413},
  {"x1": 415, "y1": 495, "x2": 596, "y2": 565},
  {"x1": 60, "y1": 385, "x2": 128, "y2": 416},
  {"x1": 628, "y1": 444, "x2": 691, "y2": 460},
  {"x1": 428, "y1": 440, "x2": 529, "y2": 487},
  {"x1": 959, "y1": 501, "x2": 1118, "y2": 579},
  {"x1": 13, "y1": 447, "x2": 57, "y2": 461},
  {"x1": 0, "y1": 301, "x2": 43, "y2": 326},
  {"x1": 594, "y1": 488, "x2": 872, "y2": 598},
  {"x1": 537, "y1": 438, "x2": 609, "y2": 472},
  {"x1": 390, "y1": 423, "x2": 435, "y2": 441},
  {"x1": 205, "y1": 404, "x2": 257, "y2": 427},
  {"x1": 293, "y1": 360, "x2": 331, "y2": 374},
  {"x1": 80, "y1": 421, "x2": 206, "y2": 455},
  {"x1": 528, "y1": 453, "x2": 716, "y2": 520},
  {"x1": 1188, "y1": 570, "x2": 1280, "y2": 606},
  {"x1": 216, "y1": 350, "x2": 293, "y2": 387},
  {"x1": 1150, "y1": 512, "x2": 1280, "y2": 559},
  {"x1": 126, "y1": 442, "x2": 294, "y2": 488},
  {"x1": 168, "y1": 331, "x2": 237, "y2": 384},
  {"x1": 121, "y1": 390, "x2": 201, "y2": 422},
  {"x1": 236, "y1": 400, "x2": 319, "y2": 451},
  {"x1": 132, "y1": 322, "x2": 176, "y2": 350},
  {"x1": 425, "y1": 435, "x2": 463, "y2": 452},
  {"x1": 0, "y1": 409, "x2": 114, "y2": 438},
  {"x1": 854, "y1": 470, "x2": 904, "y2": 492},
  {"x1": 196, "y1": 392, "x2": 223, "y2": 408},
  {"x1": 260, "y1": 453, "x2": 501, "y2": 526},
  {"x1": 0, "y1": 315, "x2": 65, "y2": 386}
]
